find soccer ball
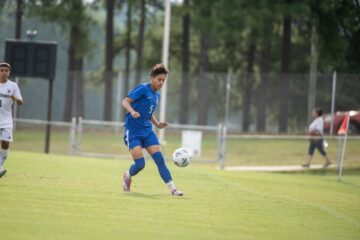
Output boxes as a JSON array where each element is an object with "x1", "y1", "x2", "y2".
[{"x1": 172, "y1": 148, "x2": 192, "y2": 167}]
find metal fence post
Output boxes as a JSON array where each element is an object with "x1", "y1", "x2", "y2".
[
  {"x1": 115, "y1": 72, "x2": 123, "y2": 134},
  {"x1": 221, "y1": 125, "x2": 228, "y2": 170},
  {"x1": 337, "y1": 136, "x2": 342, "y2": 173},
  {"x1": 217, "y1": 123, "x2": 227, "y2": 170},
  {"x1": 338, "y1": 115, "x2": 350, "y2": 181},
  {"x1": 77, "y1": 117, "x2": 83, "y2": 156},
  {"x1": 217, "y1": 123, "x2": 223, "y2": 168},
  {"x1": 69, "y1": 117, "x2": 76, "y2": 156},
  {"x1": 330, "y1": 71, "x2": 336, "y2": 136}
]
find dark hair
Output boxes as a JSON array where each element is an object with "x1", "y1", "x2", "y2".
[
  {"x1": 0, "y1": 62, "x2": 11, "y2": 71},
  {"x1": 314, "y1": 107, "x2": 323, "y2": 116},
  {"x1": 149, "y1": 63, "x2": 169, "y2": 77}
]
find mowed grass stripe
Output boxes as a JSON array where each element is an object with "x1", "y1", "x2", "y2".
[{"x1": 0, "y1": 151, "x2": 359, "y2": 240}]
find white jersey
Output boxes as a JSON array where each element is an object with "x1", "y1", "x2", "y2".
[
  {"x1": 309, "y1": 116, "x2": 324, "y2": 135},
  {"x1": 0, "y1": 80, "x2": 23, "y2": 129}
]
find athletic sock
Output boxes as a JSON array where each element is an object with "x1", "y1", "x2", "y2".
[
  {"x1": 166, "y1": 181, "x2": 176, "y2": 191},
  {"x1": 0, "y1": 149, "x2": 8, "y2": 169},
  {"x1": 152, "y1": 152, "x2": 172, "y2": 183},
  {"x1": 129, "y1": 157, "x2": 145, "y2": 176}
]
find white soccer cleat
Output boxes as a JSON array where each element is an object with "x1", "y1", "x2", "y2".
[
  {"x1": 171, "y1": 189, "x2": 184, "y2": 196},
  {"x1": 123, "y1": 171, "x2": 131, "y2": 192}
]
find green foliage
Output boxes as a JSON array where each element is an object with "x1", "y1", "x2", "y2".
[
  {"x1": 27, "y1": 0, "x2": 95, "y2": 56},
  {"x1": 2, "y1": 0, "x2": 359, "y2": 127}
]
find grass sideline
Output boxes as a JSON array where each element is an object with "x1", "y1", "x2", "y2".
[
  {"x1": 12, "y1": 128, "x2": 360, "y2": 166},
  {"x1": 1, "y1": 151, "x2": 359, "y2": 240}
]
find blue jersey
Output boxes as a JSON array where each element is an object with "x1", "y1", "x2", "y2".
[{"x1": 125, "y1": 83, "x2": 160, "y2": 135}]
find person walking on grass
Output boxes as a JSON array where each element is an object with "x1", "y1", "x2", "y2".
[
  {"x1": 302, "y1": 108, "x2": 331, "y2": 168},
  {"x1": 0, "y1": 62, "x2": 23, "y2": 178},
  {"x1": 121, "y1": 63, "x2": 183, "y2": 196}
]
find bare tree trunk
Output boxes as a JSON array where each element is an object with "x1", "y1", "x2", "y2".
[
  {"x1": 122, "y1": 0, "x2": 132, "y2": 120},
  {"x1": 278, "y1": 15, "x2": 292, "y2": 133},
  {"x1": 179, "y1": 0, "x2": 190, "y2": 124},
  {"x1": 257, "y1": 22, "x2": 272, "y2": 132},
  {"x1": 63, "y1": 26, "x2": 77, "y2": 122},
  {"x1": 242, "y1": 42, "x2": 256, "y2": 132},
  {"x1": 307, "y1": 19, "x2": 318, "y2": 123},
  {"x1": 196, "y1": 31, "x2": 209, "y2": 125},
  {"x1": 74, "y1": 58, "x2": 84, "y2": 118},
  {"x1": 135, "y1": 0, "x2": 146, "y2": 85},
  {"x1": 15, "y1": 0, "x2": 22, "y2": 39},
  {"x1": 103, "y1": 0, "x2": 115, "y2": 121},
  {"x1": 13, "y1": 0, "x2": 23, "y2": 118},
  {"x1": 0, "y1": 1, "x2": 6, "y2": 10}
]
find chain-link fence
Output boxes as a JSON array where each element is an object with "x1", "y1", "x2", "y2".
[{"x1": 13, "y1": 71, "x2": 360, "y2": 134}]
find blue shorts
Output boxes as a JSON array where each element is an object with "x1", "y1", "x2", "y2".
[
  {"x1": 123, "y1": 129, "x2": 160, "y2": 150},
  {"x1": 308, "y1": 139, "x2": 327, "y2": 156}
]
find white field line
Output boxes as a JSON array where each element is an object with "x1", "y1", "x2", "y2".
[{"x1": 224, "y1": 164, "x2": 337, "y2": 172}]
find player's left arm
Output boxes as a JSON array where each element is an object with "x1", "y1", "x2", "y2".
[
  {"x1": 11, "y1": 85, "x2": 23, "y2": 105},
  {"x1": 151, "y1": 115, "x2": 169, "y2": 129},
  {"x1": 11, "y1": 95, "x2": 23, "y2": 105}
]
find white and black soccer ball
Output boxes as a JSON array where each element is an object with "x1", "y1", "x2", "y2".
[{"x1": 172, "y1": 148, "x2": 192, "y2": 167}]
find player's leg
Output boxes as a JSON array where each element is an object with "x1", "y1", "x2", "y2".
[
  {"x1": 317, "y1": 140, "x2": 331, "y2": 168},
  {"x1": 123, "y1": 130, "x2": 146, "y2": 191},
  {"x1": 128, "y1": 146, "x2": 146, "y2": 176},
  {"x1": 144, "y1": 133, "x2": 183, "y2": 196},
  {"x1": 0, "y1": 129, "x2": 12, "y2": 178},
  {"x1": 123, "y1": 146, "x2": 145, "y2": 192},
  {"x1": 302, "y1": 142, "x2": 315, "y2": 168},
  {"x1": 0, "y1": 141, "x2": 10, "y2": 178},
  {"x1": 146, "y1": 145, "x2": 172, "y2": 182}
]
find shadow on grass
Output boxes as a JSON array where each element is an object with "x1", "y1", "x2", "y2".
[
  {"x1": 124, "y1": 192, "x2": 187, "y2": 200},
  {"x1": 124, "y1": 192, "x2": 163, "y2": 199}
]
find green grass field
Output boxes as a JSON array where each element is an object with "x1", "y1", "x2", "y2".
[{"x1": 1, "y1": 151, "x2": 359, "y2": 240}]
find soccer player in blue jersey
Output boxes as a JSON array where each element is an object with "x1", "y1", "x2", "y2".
[{"x1": 121, "y1": 64, "x2": 183, "y2": 196}]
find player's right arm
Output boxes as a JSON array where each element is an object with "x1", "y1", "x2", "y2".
[
  {"x1": 122, "y1": 97, "x2": 140, "y2": 118},
  {"x1": 309, "y1": 129, "x2": 321, "y2": 135}
]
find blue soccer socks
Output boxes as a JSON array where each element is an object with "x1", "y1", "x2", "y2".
[
  {"x1": 128, "y1": 152, "x2": 172, "y2": 183},
  {"x1": 152, "y1": 151, "x2": 172, "y2": 183},
  {"x1": 129, "y1": 157, "x2": 145, "y2": 176}
]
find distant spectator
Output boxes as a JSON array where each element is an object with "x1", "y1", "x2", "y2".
[
  {"x1": 302, "y1": 108, "x2": 331, "y2": 168},
  {"x1": 0, "y1": 62, "x2": 23, "y2": 178}
]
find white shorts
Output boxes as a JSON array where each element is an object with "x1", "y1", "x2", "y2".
[{"x1": 0, "y1": 128, "x2": 13, "y2": 142}]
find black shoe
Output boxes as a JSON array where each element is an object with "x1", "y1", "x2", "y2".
[
  {"x1": 0, "y1": 169, "x2": 7, "y2": 178},
  {"x1": 323, "y1": 162, "x2": 332, "y2": 168},
  {"x1": 302, "y1": 164, "x2": 310, "y2": 168}
]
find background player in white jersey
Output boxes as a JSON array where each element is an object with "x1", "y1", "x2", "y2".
[
  {"x1": 302, "y1": 108, "x2": 331, "y2": 168},
  {"x1": 0, "y1": 62, "x2": 23, "y2": 178}
]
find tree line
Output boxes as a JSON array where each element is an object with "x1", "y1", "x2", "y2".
[{"x1": 2, "y1": 0, "x2": 359, "y2": 132}]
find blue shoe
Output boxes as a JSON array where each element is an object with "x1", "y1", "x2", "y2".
[{"x1": 0, "y1": 169, "x2": 7, "y2": 178}]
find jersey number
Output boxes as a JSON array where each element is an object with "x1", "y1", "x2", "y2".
[{"x1": 149, "y1": 105, "x2": 154, "y2": 114}]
